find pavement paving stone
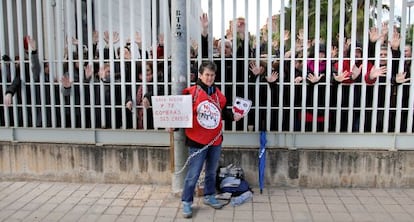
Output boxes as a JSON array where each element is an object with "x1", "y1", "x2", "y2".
[
  {"x1": 340, "y1": 196, "x2": 360, "y2": 204},
  {"x1": 253, "y1": 210, "x2": 273, "y2": 221},
  {"x1": 234, "y1": 210, "x2": 253, "y2": 220},
  {"x1": 272, "y1": 211, "x2": 294, "y2": 220},
  {"x1": 289, "y1": 203, "x2": 309, "y2": 212},
  {"x1": 78, "y1": 197, "x2": 99, "y2": 205},
  {"x1": 121, "y1": 206, "x2": 141, "y2": 216},
  {"x1": 135, "y1": 215, "x2": 156, "y2": 221},
  {"x1": 349, "y1": 212, "x2": 375, "y2": 221},
  {"x1": 304, "y1": 196, "x2": 324, "y2": 204},
  {"x1": 3, "y1": 182, "x2": 414, "y2": 221},
  {"x1": 335, "y1": 189, "x2": 355, "y2": 197},
  {"x1": 389, "y1": 212, "x2": 414, "y2": 222},
  {"x1": 40, "y1": 212, "x2": 66, "y2": 222},
  {"x1": 318, "y1": 189, "x2": 338, "y2": 197},
  {"x1": 271, "y1": 202, "x2": 290, "y2": 211},
  {"x1": 7, "y1": 210, "x2": 31, "y2": 220},
  {"x1": 95, "y1": 197, "x2": 115, "y2": 205},
  {"x1": 376, "y1": 196, "x2": 398, "y2": 205},
  {"x1": 270, "y1": 195, "x2": 288, "y2": 203},
  {"x1": 326, "y1": 203, "x2": 348, "y2": 213},
  {"x1": 77, "y1": 213, "x2": 100, "y2": 222},
  {"x1": 86, "y1": 204, "x2": 108, "y2": 214},
  {"x1": 105, "y1": 206, "x2": 125, "y2": 215},
  {"x1": 343, "y1": 203, "x2": 366, "y2": 213},
  {"x1": 351, "y1": 189, "x2": 372, "y2": 197},
  {"x1": 307, "y1": 204, "x2": 329, "y2": 213},
  {"x1": 145, "y1": 199, "x2": 164, "y2": 207},
  {"x1": 253, "y1": 194, "x2": 270, "y2": 203},
  {"x1": 370, "y1": 213, "x2": 395, "y2": 222},
  {"x1": 139, "y1": 206, "x2": 159, "y2": 216},
  {"x1": 98, "y1": 214, "x2": 119, "y2": 222},
  {"x1": 110, "y1": 198, "x2": 130, "y2": 206},
  {"x1": 357, "y1": 196, "x2": 379, "y2": 204},
  {"x1": 253, "y1": 202, "x2": 272, "y2": 211},
  {"x1": 52, "y1": 203, "x2": 75, "y2": 213},
  {"x1": 291, "y1": 211, "x2": 312, "y2": 221},
  {"x1": 301, "y1": 189, "x2": 320, "y2": 196},
  {"x1": 287, "y1": 196, "x2": 306, "y2": 203},
  {"x1": 322, "y1": 197, "x2": 343, "y2": 204},
  {"x1": 311, "y1": 213, "x2": 334, "y2": 222},
  {"x1": 116, "y1": 215, "x2": 137, "y2": 222},
  {"x1": 4, "y1": 201, "x2": 26, "y2": 211},
  {"x1": 330, "y1": 212, "x2": 353, "y2": 222}
]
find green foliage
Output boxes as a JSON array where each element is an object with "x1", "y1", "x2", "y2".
[
  {"x1": 407, "y1": 25, "x2": 414, "y2": 44},
  {"x1": 267, "y1": 0, "x2": 389, "y2": 48}
]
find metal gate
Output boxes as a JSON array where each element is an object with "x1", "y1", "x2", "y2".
[{"x1": 1, "y1": 0, "x2": 414, "y2": 149}]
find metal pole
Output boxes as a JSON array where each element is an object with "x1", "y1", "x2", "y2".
[{"x1": 171, "y1": 0, "x2": 187, "y2": 194}]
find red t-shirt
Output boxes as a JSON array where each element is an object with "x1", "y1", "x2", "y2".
[{"x1": 183, "y1": 85, "x2": 227, "y2": 146}]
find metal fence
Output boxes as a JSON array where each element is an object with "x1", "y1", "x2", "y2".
[{"x1": 1, "y1": 0, "x2": 414, "y2": 148}]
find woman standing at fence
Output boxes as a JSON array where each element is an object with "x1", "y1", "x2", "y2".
[{"x1": 180, "y1": 61, "x2": 242, "y2": 218}]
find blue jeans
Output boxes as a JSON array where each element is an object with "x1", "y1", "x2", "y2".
[{"x1": 181, "y1": 145, "x2": 222, "y2": 203}]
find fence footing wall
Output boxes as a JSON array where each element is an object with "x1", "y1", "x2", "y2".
[{"x1": 1, "y1": 142, "x2": 414, "y2": 188}]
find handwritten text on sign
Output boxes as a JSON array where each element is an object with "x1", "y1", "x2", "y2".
[{"x1": 152, "y1": 95, "x2": 192, "y2": 128}]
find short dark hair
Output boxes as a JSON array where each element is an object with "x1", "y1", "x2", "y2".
[{"x1": 198, "y1": 60, "x2": 217, "y2": 74}]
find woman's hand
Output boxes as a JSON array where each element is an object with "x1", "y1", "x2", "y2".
[{"x1": 233, "y1": 113, "x2": 243, "y2": 121}]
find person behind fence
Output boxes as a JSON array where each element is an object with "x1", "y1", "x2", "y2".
[
  {"x1": 3, "y1": 35, "x2": 35, "y2": 127},
  {"x1": 390, "y1": 36, "x2": 412, "y2": 132},
  {"x1": 180, "y1": 61, "x2": 243, "y2": 218}
]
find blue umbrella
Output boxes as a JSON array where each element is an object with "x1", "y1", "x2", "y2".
[{"x1": 258, "y1": 131, "x2": 267, "y2": 194}]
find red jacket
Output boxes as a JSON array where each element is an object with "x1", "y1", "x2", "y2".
[
  {"x1": 334, "y1": 60, "x2": 374, "y2": 84},
  {"x1": 183, "y1": 85, "x2": 227, "y2": 146}
]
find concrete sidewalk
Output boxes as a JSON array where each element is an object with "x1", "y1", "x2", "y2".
[{"x1": 1, "y1": 181, "x2": 414, "y2": 222}]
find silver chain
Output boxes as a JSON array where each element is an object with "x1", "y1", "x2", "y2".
[{"x1": 174, "y1": 130, "x2": 223, "y2": 175}]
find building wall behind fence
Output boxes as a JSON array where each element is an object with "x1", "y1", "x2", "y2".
[{"x1": 1, "y1": 0, "x2": 414, "y2": 149}]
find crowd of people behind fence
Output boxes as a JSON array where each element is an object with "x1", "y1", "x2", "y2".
[{"x1": 0, "y1": 13, "x2": 412, "y2": 132}]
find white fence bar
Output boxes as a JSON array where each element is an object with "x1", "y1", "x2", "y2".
[
  {"x1": 409, "y1": 24, "x2": 414, "y2": 133},
  {"x1": 278, "y1": 0, "x2": 285, "y2": 132},
  {"x1": 35, "y1": 0, "x2": 46, "y2": 128},
  {"x1": 312, "y1": 0, "x2": 320, "y2": 132},
  {"x1": 231, "y1": 0, "x2": 237, "y2": 130},
  {"x1": 361, "y1": 0, "x2": 371, "y2": 133},
  {"x1": 56, "y1": 0, "x2": 66, "y2": 128},
  {"x1": 16, "y1": 0, "x2": 29, "y2": 127},
  {"x1": 26, "y1": 0, "x2": 37, "y2": 128},
  {"x1": 76, "y1": 0, "x2": 86, "y2": 129},
  {"x1": 0, "y1": 1, "x2": 9, "y2": 127},
  {"x1": 118, "y1": 0, "x2": 126, "y2": 130},
  {"x1": 324, "y1": 0, "x2": 333, "y2": 132},
  {"x1": 107, "y1": 0, "x2": 115, "y2": 129},
  {"x1": 267, "y1": 0, "x2": 273, "y2": 132},
  {"x1": 86, "y1": 0, "x2": 96, "y2": 129},
  {"x1": 348, "y1": 0, "x2": 358, "y2": 133},
  {"x1": 396, "y1": 0, "x2": 409, "y2": 134},
  {"x1": 96, "y1": 1, "x2": 105, "y2": 128},
  {"x1": 65, "y1": 0, "x2": 75, "y2": 128},
  {"x1": 289, "y1": 0, "x2": 296, "y2": 133},
  {"x1": 335, "y1": 0, "x2": 345, "y2": 133},
  {"x1": 45, "y1": 0, "x2": 56, "y2": 128},
  {"x1": 140, "y1": 0, "x2": 147, "y2": 130},
  {"x1": 300, "y1": 0, "x2": 309, "y2": 132}
]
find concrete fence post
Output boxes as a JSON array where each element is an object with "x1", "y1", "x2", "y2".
[{"x1": 171, "y1": 0, "x2": 187, "y2": 194}]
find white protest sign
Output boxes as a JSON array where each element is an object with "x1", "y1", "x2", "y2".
[{"x1": 152, "y1": 95, "x2": 193, "y2": 128}]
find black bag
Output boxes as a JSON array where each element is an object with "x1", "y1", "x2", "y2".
[
  {"x1": 218, "y1": 164, "x2": 244, "y2": 180},
  {"x1": 220, "y1": 178, "x2": 252, "y2": 197}
]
